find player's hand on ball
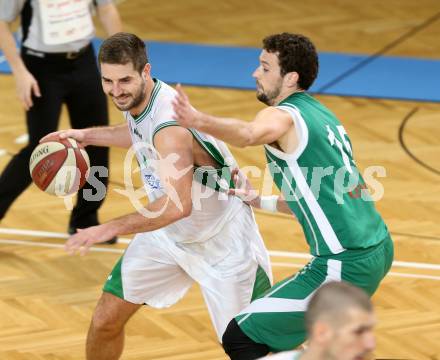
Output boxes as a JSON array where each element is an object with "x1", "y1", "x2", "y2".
[
  {"x1": 40, "y1": 129, "x2": 87, "y2": 146},
  {"x1": 172, "y1": 84, "x2": 202, "y2": 129},
  {"x1": 65, "y1": 224, "x2": 117, "y2": 256}
]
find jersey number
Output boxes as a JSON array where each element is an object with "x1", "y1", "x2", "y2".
[{"x1": 326, "y1": 125, "x2": 354, "y2": 173}]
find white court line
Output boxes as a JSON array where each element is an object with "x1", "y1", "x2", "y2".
[
  {"x1": 0, "y1": 227, "x2": 131, "y2": 243},
  {"x1": 271, "y1": 262, "x2": 440, "y2": 281},
  {"x1": 270, "y1": 250, "x2": 440, "y2": 271},
  {"x1": 0, "y1": 238, "x2": 439, "y2": 281},
  {"x1": 270, "y1": 250, "x2": 311, "y2": 259},
  {"x1": 0, "y1": 149, "x2": 7, "y2": 158},
  {"x1": 1, "y1": 227, "x2": 440, "y2": 271},
  {"x1": 0, "y1": 228, "x2": 69, "y2": 239},
  {"x1": 14, "y1": 133, "x2": 29, "y2": 144},
  {"x1": 387, "y1": 272, "x2": 440, "y2": 281},
  {"x1": 0, "y1": 238, "x2": 124, "y2": 254}
]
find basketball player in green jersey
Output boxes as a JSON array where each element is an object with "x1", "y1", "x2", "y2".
[{"x1": 172, "y1": 32, "x2": 393, "y2": 359}]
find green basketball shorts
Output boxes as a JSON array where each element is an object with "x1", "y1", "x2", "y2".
[{"x1": 235, "y1": 234, "x2": 393, "y2": 352}]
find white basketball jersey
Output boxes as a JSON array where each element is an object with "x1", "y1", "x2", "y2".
[{"x1": 123, "y1": 79, "x2": 245, "y2": 244}]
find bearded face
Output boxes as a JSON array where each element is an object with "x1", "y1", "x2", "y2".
[{"x1": 253, "y1": 50, "x2": 285, "y2": 106}]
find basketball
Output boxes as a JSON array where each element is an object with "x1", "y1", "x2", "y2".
[{"x1": 29, "y1": 138, "x2": 90, "y2": 196}]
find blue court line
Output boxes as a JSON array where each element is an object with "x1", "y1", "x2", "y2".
[{"x1": 1, "y1": 39, "x2": 439, "y2": 102}]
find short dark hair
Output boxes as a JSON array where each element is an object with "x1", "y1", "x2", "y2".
[
  {"x1": 262, "y1": 32, "x2": 319, "y2": 90},
  {"x1": 305, "y1": 282, "x2": 372, "y2": 333},
  {"x1": 98, "y1": 32, "x2": 148, "y2": 74}
]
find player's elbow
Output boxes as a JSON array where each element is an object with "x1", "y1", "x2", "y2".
[
  {"x1": 237, "y1": 126, "x2": 256, "y2": 148},
  {"x1": 171, "y1": 199, "x2": 193, "y2": 221},
  {"x1": 181, "y1": 201, "x2": 193, "y2": 218}
]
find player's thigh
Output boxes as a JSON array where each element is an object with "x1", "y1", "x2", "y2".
[
  {"x1": 104, "y1": 235, "x2": 194, "y2": 308},
  {"x1": 200, "y1": 263, "x2": 270, "y2": 341},
  {"x1": 341, "y1": 235, "x2": 394, "y2": 296}
]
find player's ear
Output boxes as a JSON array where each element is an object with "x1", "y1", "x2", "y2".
[
  {"x1": 313, "y1": 321, "x2": 333, "y2": 344},
  {"x1": 285, "y1": 71, "x2": 299, "y2": 89},
  {"x1": 142, "y1": 63, "x2": 151, "y2": 79}
]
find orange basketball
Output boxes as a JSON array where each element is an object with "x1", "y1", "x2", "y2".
[{"x1": 29, "y1": 138, "x2": 90, "y2": 196}]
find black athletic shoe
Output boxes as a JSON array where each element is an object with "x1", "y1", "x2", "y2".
[{"x1": 67, "y1": 226, "x2": 118, "y2": 245}]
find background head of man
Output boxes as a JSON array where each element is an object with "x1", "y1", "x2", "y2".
[
  {"x1": 305, "y1": 282, "x2": 376, "y2": 360},
  {"x1": 98, "y1": 32, "x2": 150, "y2": 113},
  {"x1": 253, "y1": 33, "x2": 319, "y2": 106}
]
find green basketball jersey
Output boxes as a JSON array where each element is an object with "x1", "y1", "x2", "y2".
[{"x1": 265, "y1": 92, "x2": 388, "y2": 256}]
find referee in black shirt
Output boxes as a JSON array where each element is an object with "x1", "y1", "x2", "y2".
[{"x1": 0, "y1": 0, "x2": 122, "y2": 243}]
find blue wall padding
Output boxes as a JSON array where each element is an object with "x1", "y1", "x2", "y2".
[{"x1": 0, "y1": 38, "x2": 438, "y2": 102}]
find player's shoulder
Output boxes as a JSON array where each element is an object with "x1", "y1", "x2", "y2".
[
  {"x1": 259, "y1": 106, "x2": 290, "y2": 116},
  {"x1": 255, "y1": 106, "x2": 294, "y2": 126},
  {"x1": 150, "y1": 80, "x2": 178, "y2": 126},
  {"x1": 154, "y1": 80, "x2": 176, "y2": 106},
  {"x1": 147, "y1": 80, "x2": 174, "y2": 121},
  {"x1": 150, "y1": 81, "x2": 190, "y2": 141}
]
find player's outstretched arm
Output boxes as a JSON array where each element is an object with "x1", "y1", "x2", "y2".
[
  {"x1": 172, "y1": 84, "x2": 293, "y2": 147},
  {"x1": 39, "y1": 123, "x2": 132, "y2": 148},
  {"x1": 229, "y1": 168, "x2": 294, "y2": 216},
  {"x1": 64, "y1": 126, "x2": 195, "y2": 255}
]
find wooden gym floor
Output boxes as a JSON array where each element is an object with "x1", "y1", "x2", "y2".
[{"x1": 0, "y1": 1, "x2": 439, "y2": 359}]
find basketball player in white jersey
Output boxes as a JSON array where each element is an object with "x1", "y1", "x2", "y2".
[{"x1": 41, "y1": 32, "x2": 272, "y2": 360}]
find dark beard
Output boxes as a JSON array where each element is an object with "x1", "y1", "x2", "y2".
[
  {"x1": 256, "y1": 86, "x2": 281, "y2": 106},
  {"x1": 256, "y1": 92, "x2": 272, "y2": 106},
  {"x1": 128, "y1": 86, "x2": 146, "y2": 110},
  {"x1": 112, "y1": 82, "x2": 146, "y2": 111}
]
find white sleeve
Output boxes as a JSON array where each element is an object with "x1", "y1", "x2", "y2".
[
  {"x1": 0, "y1": 0, "x2": 26, "y2": 22},
  {"x1": 151, "y1": 96, "x2": 181, "y2": 142}
]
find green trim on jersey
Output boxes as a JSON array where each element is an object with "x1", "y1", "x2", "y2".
[
  {"x1": 103, "y1": 256, "x2": 124, "y2": 299},
  {"x1": 133, "y1": 79, "x2": 162, "y2": 124},
  {"x1": 266, "y1": 92, "x2": 389, "y2": 256},
  {"x1": 151, "y1": 121, "x2": 234, "y2": 192},
  {"x1": 251, "y1": 265, "x2": 272, "y2": 301},
  {"x1": 152, "y1": 120, "x2": 180, "y2": 140},
  {"x1": 189, "y1": 129, "x2": 235, "y2": 190},
  {"x1": 189, "y1": 129, "x2": 224, "y2": 166},
  {"x1": 193, "y1": 166, "x2": 232, "y2": 192}
]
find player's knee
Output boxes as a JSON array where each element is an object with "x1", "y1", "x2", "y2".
[
  {"x1": 90, "y1": 307, "x2": 122, "y2": 336},
  {"x1": 222, "y1": 319, "x2": 269, "y2": 360}
]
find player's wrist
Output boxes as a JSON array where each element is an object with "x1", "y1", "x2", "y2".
[
  {"x1": 260, "y1": 195, "x2": 279, "y2": 212},
  {"x1": 193, "y1": 110, "x2": 205, "y2": 130},
  {"x1": 11, "y1": 60, "x2": 28, "y2": 76},
  {"x1": 80, "y1": 128, "x2": 96, "y2": 146},
  {"x1": 100, "y1": 222, "x2": 119, "y2": 240},
  {"x1": 247, "y1": 194, "x2": 261, "y2": 208}
]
